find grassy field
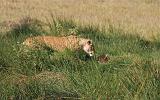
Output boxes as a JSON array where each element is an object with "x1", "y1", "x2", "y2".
[
  {"x1": 0, "y1": 0, "x2": 160, "y2": 40},
  {"x1": 0, "y1": 17, "x2": 159, "y2": 99},
  {"x1": 0, "y1": 0, "x2": 160, "y2": 99}
]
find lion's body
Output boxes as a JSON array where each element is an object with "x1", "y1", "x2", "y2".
[{"x1": 23, "y1": 35, "x2": 94, "y2": 56}]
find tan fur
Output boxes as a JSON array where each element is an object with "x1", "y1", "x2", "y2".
[{"x1": 23, "y1": 35, "x2": 93, "y2": 52}]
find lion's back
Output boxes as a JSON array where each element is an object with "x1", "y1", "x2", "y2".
[{"x1": 23, "y1": 35, "x2": 80, "y2": 51}]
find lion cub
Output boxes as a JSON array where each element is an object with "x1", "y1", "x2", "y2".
[{"x1": 23, "y1": 35, "x2": 95, "y2": 56}]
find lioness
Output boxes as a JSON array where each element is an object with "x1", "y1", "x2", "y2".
[{"x1": 23, "y1": 35, "x2": 95, "y2": 56}]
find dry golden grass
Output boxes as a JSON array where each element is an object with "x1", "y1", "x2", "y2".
[{"x1": 0, "y1": 0, "x2": 160, "y2": 40}]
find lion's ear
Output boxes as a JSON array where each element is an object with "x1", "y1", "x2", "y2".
[{"x1": 87, "y1": 40, "x2": 92, "y2": 45}]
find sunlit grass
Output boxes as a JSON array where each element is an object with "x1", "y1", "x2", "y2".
[{"x1": 0, "y1": 0, "x2": 160, "y2": 40}]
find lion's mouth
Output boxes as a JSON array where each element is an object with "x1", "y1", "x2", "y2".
[{"x1": 89, "y1": 53, "x2": 93, "y2": 57}]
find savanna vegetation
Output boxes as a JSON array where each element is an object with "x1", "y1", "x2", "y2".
[
  {"x1": 0, "y1": 0, "x2": 160, "y2": 99},
  {"x1": 1, "y1": 0, "x2": 160, "y2": 40},
  {"x1": 0, "y1": 17, "x2": 159, "y2": 99}
]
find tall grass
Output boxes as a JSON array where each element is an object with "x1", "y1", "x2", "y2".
[
  {"x1": 0, "y1": 17, "x2": 159, "y2": 99},
  {"x1": 1, "y1": 0, "x2": 160, "y2": 40}
]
